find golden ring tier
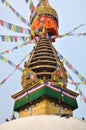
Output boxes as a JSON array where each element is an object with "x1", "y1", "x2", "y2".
[{"x1": 21, "y1": 38, "x2": 67, "y2": 89}]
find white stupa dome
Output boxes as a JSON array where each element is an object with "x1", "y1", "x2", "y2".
[{"x1": 0, "y1": 115, "x2": 86, "y2": 130}]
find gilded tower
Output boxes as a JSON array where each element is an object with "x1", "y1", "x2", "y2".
[{"x1": 12, "y1": 0, "x2": 78, "y2": 117}]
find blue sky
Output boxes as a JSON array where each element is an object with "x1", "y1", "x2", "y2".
[{"x1": 0, "y1": 0, "x2": 86, "y2": 124}]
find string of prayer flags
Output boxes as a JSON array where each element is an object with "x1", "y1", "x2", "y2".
[
  {"x1": 0, "y1": 69, "x2": 16, "y2": 87},
  {"x1": 31, "y1": 8, "x2": 37, "y2": 22},
  {"x1": 0, "y1": 35, "x2": 31, "y2": 42},
  {"x1": 0, "y1": 54, "x2": 29, "y2": 87},
  {"x1": 58, "y1": 51, "x2": 86, "y2": 82},
  {"x1": 59, "y1": 23, "x2": 86, "y2": 38},
  {"x1": 1, "y1": 0, "x2": 30, "y2": 26},
  {"x1": 0, "y1": 41, "x2": 32, "y2": 55},
  {"x1": 0, "y1": 20, "x2": 30, "y2": 34},
  {"x1": 15, "y1": 54, "x2": 29, "y2": 70},
  {"x1": 37, "y1": 78, "x2": 86, "y2": 87},
  {"x1": 67, "y1": 72, "x2": 86, "y2": 103},
  {"x1": 0, "y1": 54, "x2": 23, "y2": 72},
  {"x1": 29, "y1": 0, "x2": 38, "y2": 21},
  {"x1": 38, "y1": 77, "x2": 86, "y2": 103},
  {"x1": 73, "y1": 24, "x2": 86, "y2": 32},
  {"x1": 29, "y1": 0, "x2": 34, "y2": 10},
  {"x1": 21, "y1": 54, "x2": 29, "y2": 62},
  {"x1": 59, "y1": 32, "x2": 86, "y2": 38}
]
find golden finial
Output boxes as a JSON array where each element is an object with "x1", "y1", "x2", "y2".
[{"x1": 40, "y1": 0, "x2": 50, "y2": 6}]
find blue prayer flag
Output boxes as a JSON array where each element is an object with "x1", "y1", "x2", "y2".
[
  {"x1": 8, "y1": 23, "x2": 12, "y2": 30},
  {"x1": 1, "y1": 0, "x2": 5, "y2": 3},
  {"x1": 37, "y1": 1, "x2": 41, "y2": 7},
  {"x1": 25, "y1": 0, "x2": 29, "y2": 3},
  {"x1": 1, "y1": 35, "x2": 4, "y2": 41}
]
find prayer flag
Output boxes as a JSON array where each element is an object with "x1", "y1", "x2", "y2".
[
  {"x1": 18, "y1": 44, "x2": 23, "y2": 48},
  {"x1": 5, "y1": 1, "x2": 9, "y2": 7},
  {"x1": 1, "y1": 0, "x2": 5, "y2": 3},
  {"x1": 57, "y1": 70, "x2": 61, "y2": 78},
  {"x1": 25, "y1": 0, "x2": 29, "y2": 3},
  {"x1": 3, "y1": 58, "x2": 8, "y2": 63},
  {"x1": 0, "y1": 20, "x2": 4, "y2": 26},
  {"x1": 5, "y1": 50, "x2": 9, "y2": 53},
  {"x1": 29, "y1": 0, "x2": 33, "y2": 10},
  {"x1": 84, "y1": 97, "x2": 86, "y2": 103},
  {"x1": 5, "y1": 36, "x2": 9, "y2": 42},
  {"x1": 14, "y1": 36, "x2": 18, "y2": 42},
  {"x1": 12, "y1": 25, "x2": 16, "y2": 31},
  {"x1": 20, "y1": 27, "x2": 23, "y2": 33},
  {"x1": 37, "y1": 1, "x2": 41, "y2": 7},
  {"x1": 8, "y1": 23, "x2": 12, "y2": 30},
  {"x1": 1, "y1": 35, "x2": 4, "y2": 41},
  {"x1": 9, "y1": 36, "x2": 13, "y2": 42}
]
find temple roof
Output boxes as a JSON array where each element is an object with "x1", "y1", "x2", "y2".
[{"x1": 12, "y1": 83, "x2": 78, "y2": 111}]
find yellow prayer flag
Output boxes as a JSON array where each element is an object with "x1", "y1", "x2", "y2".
[
  {"x1": 58, "y1": 82, "x2": 63, "y2": 87},
  {"x1": 40, "y1": 80, "x2": 44, "y2": 84},
  {"x1": 63, "y1": 34, "x2": 68, "y2": 37},
  {"x1": 24, "y1": 36, "x2": 29, "y2": 41},
  {"x1": 5, "y1": 1, "x2": 9, "y2": 7},
  {"x1": 78, "y1": 73, "x2": 82, "y2": 79},
  {"x1": 62, "y1": 58, "x2": 66, "y2": 62},
  {"x1": 29, "y1": 0, "x2": 32, "y2": 4},
  {"x1": 42, "y1": 27, "x2": 46, "y2": 34},
  {"x1": 78, "y1": 88, "x2": 81, "y2": 93},
  {"x1": 5, "y1": 36, "x2": 9, "y2": 42},
  {"x1": 19, "y1": 15, "x2": 22, "y2": 20},
  {"x1": 81, "y1": 82, "x2": 85, "y2": 85},
  {"x1": 3, "y1": 58, "x2": 8, "y2": 63},
  {"x1": 24, "y1": 55, "x2": 28, "y2": 59},
  {"x1": 57, "y1": 60, "x2": 61, "y2": 65},
  {"x1": 12, "y1": 25, "x2": 16, "y2": 32},
  {"x1": 39, "y1": 31, "x2": 42, "y2": 35},
  {"x1": 35, "y1": 15, "x2": 39, "y2": 20},
  {"x1": 31, "y1": 30, "x2": 35, "y2": 36},
  {"x1": 18, "y1": 44, "x2": 23, "y2": 48}
]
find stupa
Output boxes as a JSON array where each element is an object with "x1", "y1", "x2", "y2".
[{"x1": 11, "y1": 0, "x2": 78, "y2": 117}]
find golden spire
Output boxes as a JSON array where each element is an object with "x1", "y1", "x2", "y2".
[{"x1": 40, "y1": 0, "x2": 50, "y2": 6}]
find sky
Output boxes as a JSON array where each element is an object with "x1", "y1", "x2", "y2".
[{"x1": 0, "y1": 0, "x2": 86, "y2": 124}]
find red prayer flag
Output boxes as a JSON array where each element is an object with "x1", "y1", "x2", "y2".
[
  {"x1": 57, "y1": 70, "x2": 61, "y2": 77},
  {"x1": 31, "y1": 6, "x2": 35, "y2": 14},
  {"x1": 16, "y1": 64, "x2": 20, "y2": 69},
  {"x1": 68, "y1": 64, "x2": 72, "y2": 69},
  {"x1": 5, "y1": 50, "x2": 9, "y2": 53},
  {"x1": 20, "y1": 27, "x2": 23, "y2": 33},
  {"x1": 84, "y1": 97, "x2": 86, "y2": 103},
  {"x1": 1, "y1": 78, "x2": 7, "y2": 84},
  {"x1": 0, "y1": 20, "x2": 4, "y2": 26},
  {"x1": 14, "y1": 36, "x2": 18, "y2": 42}
]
